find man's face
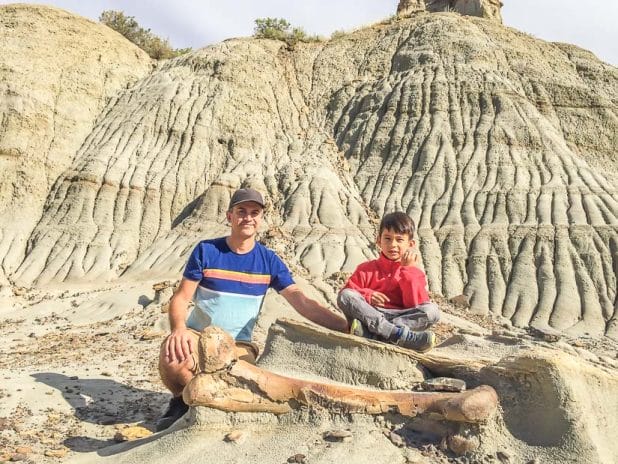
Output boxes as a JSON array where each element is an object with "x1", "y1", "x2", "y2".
[
  {"x1": 226, "y1": 201, "x2": 263, "y2": 239},
  {"x1": 377, "y1": 228, "x2": 414, "y2": 261}
]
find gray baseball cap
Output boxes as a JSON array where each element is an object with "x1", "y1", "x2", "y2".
[{"x1": 228, "y1": 188, "x2": 265, "y2": 210}]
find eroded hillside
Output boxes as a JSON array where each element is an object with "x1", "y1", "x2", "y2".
[{"x1": 1, "y1": 4, "x2": 617, "y2": 338}]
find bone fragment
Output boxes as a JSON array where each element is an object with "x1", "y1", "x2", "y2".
[{"x1": 183, "y1": 327, "x2": 499, "y2": 423}]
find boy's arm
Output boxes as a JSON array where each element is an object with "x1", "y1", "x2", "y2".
[
  {"x1": 344, "y1": 267, "x2": 375, "y2": 304},
  {"x1": 281, "y1": 284, "x2": 348, "y2": 332},
  {"x1": 398, "y1": 266, "x2": 430, "y2": 307}
]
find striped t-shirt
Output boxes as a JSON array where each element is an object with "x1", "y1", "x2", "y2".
[{"x1": 183, "y1": 237, "x2": 294, "y2": 341}]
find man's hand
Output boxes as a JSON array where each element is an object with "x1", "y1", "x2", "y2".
[
  {"x1": 400, "y1": 249, "x2": 420, "y2": 267},
  {"x1": 371, "y1": 291, "x2": 390, "y2": 307},
  {"x1": 164, "y1": 327, "x2": 194, "y2": 363}
]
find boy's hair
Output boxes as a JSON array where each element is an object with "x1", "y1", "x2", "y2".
[{"x1": 379, "y1": 212, "x2": 416, "y2": 238}]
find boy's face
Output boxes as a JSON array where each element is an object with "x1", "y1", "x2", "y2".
[
  {"x1": 226, "y1": 201, "x2": 263, "y2": 239},
  {"x1": 377, "y1": 228, "x2": 415, "y2": 262}
]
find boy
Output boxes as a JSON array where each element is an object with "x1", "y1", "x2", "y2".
[{"x1": 337, "y1": 211, "x2": 439, "y2": 352}]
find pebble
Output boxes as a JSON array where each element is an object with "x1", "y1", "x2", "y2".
[
  {"x1": 421, "y1": 377, "x2": 466, "y2": 392},
  {"x1": 114, "y1": 425, "x2": 152, "y2": 442},
  {"x1": 10, "y1": 453, "x2": 28, "y2": 461},
  {"x1": 447, "y1": 433, "x2": 479, "y2": 455},
  {"x1": 449, "y1": 294, "x2": 470, "y2": 309},
  {"x1": 388, "y1": 431, "x2": 405, "y2": 447},
  {"x1": 287, "y1": 454, "x2": 306, "y2": 463},
  {"x1": 496, "y1": 450, "x2": 511, "y2": 463},
  {"x1": 14, "y1": 447, "x2": 31, "y2": 455},
  {"x1": 44, "y1": 448, "x2": 68, "y2": 458},
  {"x1": 323, "y1": 429, "x2": 352, "y2": 442},
  {"x1": 224, "y1": 430, "x2": 245, "y2": 443}
]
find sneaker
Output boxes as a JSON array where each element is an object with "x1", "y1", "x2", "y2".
[
  {"x1": 395, "y1": 327, "x2": 436, "y2": 353},
  {"x1": 155, "y1": 396, "x2": 189, "y2": 432},
  {"x1": 349, "y1": 319, "x2": 374, "y2": 339}
]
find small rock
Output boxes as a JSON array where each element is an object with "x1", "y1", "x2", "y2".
[
  {"x1": 447, "y1": 433, "x2": 479, "y2": 455},
  {"x1": 497, "y1": 450, "x2": 511, "y2": 463},
  {"x1": 10, "y1": 453, "x2": 28, "y2": 461},
  {"x1": 114, "y1": 425, "x2": 152, "y2": 442},
  {"x1": 140, "y1": 329, "x2": 165, "y2": 340},
  {"x1": 526, "y1": 459, "x2": 540, "y2": 464},
  {"x1": 323, "y1": 429, "x2": 352, "y2": 441},
  {"x1": 458, "y1": 328, "x2": 483, "y2": 337},
  {"x1": 224, "y1": 430, "x2": 245, "y2": 443},
  {"x1": 14, "y1": 447, "x2": 31, "y2": 455},
  {"x1": 449, "y1": 294, "x2": 470, "y2": 309},
  {"x1": 421, "y1": 377, "x2": 466, "y2": 392},
  {"x1": 530, "y1": 326, "x2": 561, "y2": 342},
  {"x1": 44, "y1": 448, "x2": 68, "y2": 458},
  {"x1": 388, "y1": 431, "x2": 405, "y2": 447},
  {"x1": 287, "y1": 454, "x2": 306, "y2": 463}
]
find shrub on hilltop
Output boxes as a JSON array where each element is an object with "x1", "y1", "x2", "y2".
[
  {"x1": 99, "y1": 10, "x2": 191, "y2": 60},
  {"x1": 253, "y1": 17, "x2": 321, "y2": 44}
]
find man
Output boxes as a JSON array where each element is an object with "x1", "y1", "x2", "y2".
[{"x1": 156, "y1": 188, "x2": 348, "y2": 431}]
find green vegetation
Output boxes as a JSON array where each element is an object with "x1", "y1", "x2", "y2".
[
  {"x1": 99, "y1": 10, "x2": 191, "y2": 60},
  {"x1": 253, "y1": 17, "x2": 321, "y2": 44}
]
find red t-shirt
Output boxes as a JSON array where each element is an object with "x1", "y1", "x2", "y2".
[{"x1": 344, "y1": 253, "x2": 430, "y2": 309}]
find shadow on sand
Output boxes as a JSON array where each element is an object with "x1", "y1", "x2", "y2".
[{"x1": 32, "y1": 372, "x2": 171, "y2": 453}]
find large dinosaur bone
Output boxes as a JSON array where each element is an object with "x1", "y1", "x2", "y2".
[{"x1": 183, "y1": 327, "x2": 498, "y2": 423}]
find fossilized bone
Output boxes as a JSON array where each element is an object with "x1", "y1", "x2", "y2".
[{"x1": 183, "y1": 327, "x2": 498, "y2": 423}]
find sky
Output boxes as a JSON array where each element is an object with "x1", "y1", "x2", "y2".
[{"x1": 1, "y1": 1, "x2": 616, "y2": 65}]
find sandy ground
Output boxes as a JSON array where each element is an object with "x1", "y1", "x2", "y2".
[{"x1": 1, "y1": 281, "x2": 617, "y2": 463}]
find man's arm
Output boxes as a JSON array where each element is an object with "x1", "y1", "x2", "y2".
[
  {"x1": 165, "y1": 278, "x2": 199, "y2": 363},
  {"x1": 280, "y1": 284, "x2": 348, "y2": 333}
]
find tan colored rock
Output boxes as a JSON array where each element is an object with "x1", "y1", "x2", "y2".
[
  {"x1": 448, "y1": 433, "x2": 479, "y2": 455},
  {"x1": 113, "y1": 425, "x2": 153, "y2": 442},
  {"x1": 0, "y1": 4, "x2": 152, "y2": 281},
  {"x1": 425, "y1": 0, "x2": 503, "y2": 22},
  {"x1": 397, "y1": 0, "x2": 426, "y2": 16},
  {"x1": 44, "y1": 448, "x2": 68, "y2": 458}
]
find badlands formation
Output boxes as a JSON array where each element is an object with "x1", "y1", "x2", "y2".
[{"x1": 0, "y1": 1, "x2": 617, "y2": 463}]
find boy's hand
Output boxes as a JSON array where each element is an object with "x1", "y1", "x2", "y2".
[
  {"x1": 371, "y1": 291, "x2": 390, "y2": 307},
  {"x1": 400, "y1": 249, "x2": 419, "y2": 267}
]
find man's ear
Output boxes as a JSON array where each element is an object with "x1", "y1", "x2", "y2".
[{"x1": 225, "y1": 210, "x2": 232, "y2": 223}]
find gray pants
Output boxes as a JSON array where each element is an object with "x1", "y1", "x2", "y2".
[{"x1": 337, "y1": 288, "x2": 440, "y2": 340}]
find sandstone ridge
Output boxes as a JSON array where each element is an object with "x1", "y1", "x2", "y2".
[
  {"x1": 398, "y1": 0, "x2": 503, "y2": 23},
  {"x1": 1, "y1": 3, "x2": 617, "y2": 341}
]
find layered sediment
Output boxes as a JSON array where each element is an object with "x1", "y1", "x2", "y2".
[{"x1": 1, "y1": 4, "x2": 617, "y2": 338}]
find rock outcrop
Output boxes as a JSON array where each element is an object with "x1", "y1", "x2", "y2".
[
  {"x1": 398, "y1": 0, "x2": 503, "y2": 23},
  {"x1": 1, "y1": 5, "x2": 617, "y2": 338},
  {"x1": 0, "y1": 4, "x2": 152, "y2": 288},
  {"x1": 397, "y1": 0, "x2": 426, "y2": 16}
]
